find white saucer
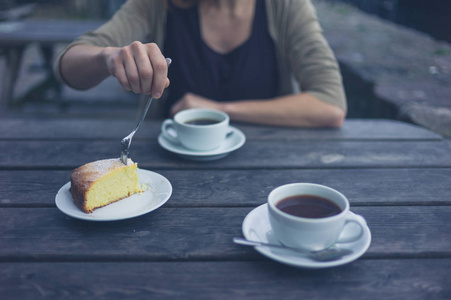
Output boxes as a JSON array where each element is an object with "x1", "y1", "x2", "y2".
[
  {"x1": 158, "y1": 126, "x2": 246, "y2": 161},
  {"x1": 242, "y1": 204, "x2": 371, "y2": 268},
  {"x1": 55, "y1": 169, "x2": 172, "y2": 221}
]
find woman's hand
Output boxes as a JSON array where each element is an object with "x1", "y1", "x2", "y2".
[
  {"x1": 170, "y1": 92, "x2": 223, "y2": 116},
  {"x1": 104, "y1": 42, "x2": 170, "y2": 98}
]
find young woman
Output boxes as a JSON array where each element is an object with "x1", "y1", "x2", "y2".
[{"x1": 55, "y1": 0, "x2": 346, "y2": 127}]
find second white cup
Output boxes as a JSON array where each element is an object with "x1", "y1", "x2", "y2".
[
  {"x1": 268, "y1": 183, "x2": 367, "y2": 252},
  {"x1": 161, "y1": 108, "x2": 230, "y2": 151}
]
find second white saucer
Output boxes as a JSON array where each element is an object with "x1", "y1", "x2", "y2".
[
  {"x1": 242, "y1": 204, "x2": 372, "y2": 268},
  {"x1": 158, "y1": 126, "x2": 246, "y2": 161}
]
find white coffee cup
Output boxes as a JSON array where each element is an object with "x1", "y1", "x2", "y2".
[
  {"x1": 161, "y1": 108, "x2": 230, "y2": 151},
  {"x1": 268, "y1": 183, "x2": 367, "y2": 252}
]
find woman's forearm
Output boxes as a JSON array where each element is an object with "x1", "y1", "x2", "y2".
[
  {"x1": 221, "y1": 93, "x2": 346, "y2": 128},
  {"x1": 59, "y1": 44, "x2": 116, "y2": 90}
]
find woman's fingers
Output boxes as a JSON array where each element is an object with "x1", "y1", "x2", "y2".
[
  {"x1": 123, "y1": 48, "x2": 141, "y2": 93},
  {"x1": 107, "y1": 42, "x2": 169, "y2": 96},
  {"x1": 131, "y1": 41, "x2": 153, "y2": 95},
  {"x1": 146, "y1": 43, "x2": 168, "y2": 99},
  {"x1": 107, "y1": 48, "x2": 132, "y2": 91}
]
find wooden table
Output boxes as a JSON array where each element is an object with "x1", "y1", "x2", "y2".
[
  {"x1": 0, "y1": 117, "x2": 450, "y2": 299},
  {"x1": 0, "y1": 19, "x2": 104, "y2": 108}
]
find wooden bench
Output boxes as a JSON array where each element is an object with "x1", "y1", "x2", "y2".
[
  {"x1": 0, "y1": 19, "x2": 103, "y2": 108},
  {"x1": 0, "y1": 3, "x2": 36, "y2": 21}
]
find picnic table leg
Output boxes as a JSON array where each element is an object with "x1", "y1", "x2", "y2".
[
  {"x1": 15, "y1": 44, "x2": 62, "y2": 104},
  {"x1": 0, "y1": 46, "x2": 24, "y2": 109},
  {"x1": 41, "y1": 44, "x2": 62, "y2": 99}
]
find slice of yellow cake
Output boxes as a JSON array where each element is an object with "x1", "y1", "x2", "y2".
[{"x1": 70, "y1": 158, "x2": 142, "y2": 213}]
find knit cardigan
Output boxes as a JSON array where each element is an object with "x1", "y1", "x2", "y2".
[{"x1": 54, "y1": 0, "x2": 346, "y2": 111}]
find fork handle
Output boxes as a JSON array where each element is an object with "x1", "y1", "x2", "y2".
[
  {"x1": 120, "y1": 58, "x2": 172, "y2": 165},
  {"x1": 134, "y1": 96, "x2": 153, "y2": 133}
]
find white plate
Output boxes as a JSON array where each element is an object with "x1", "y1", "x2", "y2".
[
  {"x1": 242, "y1": 204, "x2": 371, "y2": 268},
  {"x1": 55, "y1": 169, "x2": 172, "y2": 221},
  {"x1": 158, "y1": 126, "x2": 245, "y2": 161}
]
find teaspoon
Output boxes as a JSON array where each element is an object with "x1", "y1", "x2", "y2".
[{"x1": 233, "y1": 237, "x2": 353, "y2": 262}]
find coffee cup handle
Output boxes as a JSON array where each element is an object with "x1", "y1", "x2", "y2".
[
  {"x1": 161, "y1": 119, "x2": 179, "y2": 143},
  {"x1": 336, "y1": 212, "x2": 367, "y2": 244},
  {"x1": 226, "y1": 128, "x2": 234, "y2": 139}
]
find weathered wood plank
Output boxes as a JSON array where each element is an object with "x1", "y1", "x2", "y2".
[
  {"x1": 1, "y1": 140, "x2": 450, "y2": 169},
  {"x1": 0, "y1": 119, "x2": 441, "y2": 140},
  {"x1": 0, "y1": 118, "x2": 448, "y2": 299},
  {"x1": 0, "y1": 20, "x2": 104, "y2": 46},
  {"x1": 0, "y1": 207, "x2": 450, "y2": 260},
  {"x1": 1, "y1": 168, "x2": 450, "y2": 207},
  {"x1": 0, "y1": 260, "x2": 449, "y2": 300},
  {"x1": 237, "y1": 119, "x2": 443, "y2": 141}
]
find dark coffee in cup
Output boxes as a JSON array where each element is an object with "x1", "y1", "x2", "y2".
[
  {"x1": 185, "y1": 118, "x2": 220, "y2": 125},
  {"x1": 276, "y1": 195, "x2": 342, "y2": 219}
]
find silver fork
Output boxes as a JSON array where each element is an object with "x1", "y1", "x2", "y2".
[{"x1": 120, "y1": 58, "x2": 171, "y2": 165}]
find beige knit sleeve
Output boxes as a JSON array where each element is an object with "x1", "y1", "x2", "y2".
[{"x1": 281, "y1": 0, "x2": 347, "y2": 111}]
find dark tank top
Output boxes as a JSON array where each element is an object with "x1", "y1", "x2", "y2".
[{"x1": 164, "y1": 0, "x2": 278, "y2": 111}]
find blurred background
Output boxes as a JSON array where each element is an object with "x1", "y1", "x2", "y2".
[
  {"x1": 0, "y1": 0, "x2": 450, "y2": 137},
  {"x1": 330, "y1": 0, "x2": 450, "y2": 43}
]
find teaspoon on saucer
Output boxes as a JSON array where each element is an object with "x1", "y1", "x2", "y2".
[{"x1": 233, "y1": 237, "x2": 353, "y2": 262}]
